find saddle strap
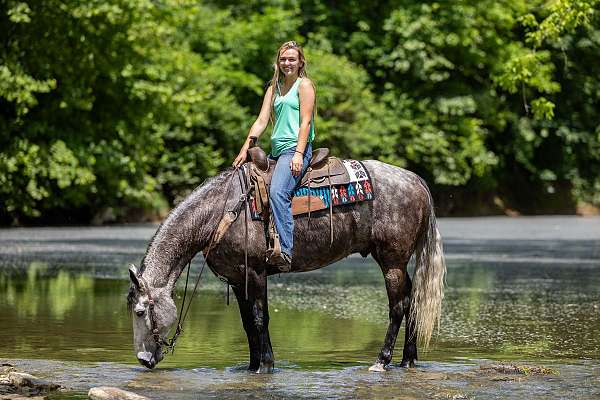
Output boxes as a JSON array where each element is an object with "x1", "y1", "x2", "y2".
[
  {"x1": 250, "y1": 175, "x2": 261, "y2": 214},
  {"x1": 327, "y1": 161, "x2": 333, "y2": 246},
  {"x1": 210, "y1": 179, "x2": 248, "y2": 247},
  {"x1": 257, "y1": 176, "x2": 269, "y2": 217},
  {"x1": 307, "y1": 169, "x2": 312, "y2": 221},
  {"x1": 213, "y1": 211, "x2": 236, "y2": 244},
  {"x1": 240, "y1": 168, "x2": 251, "y2": 300}
]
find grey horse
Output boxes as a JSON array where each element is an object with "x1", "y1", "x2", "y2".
[{"x1": 127, "y1": 160, "x2": 446, "y2": 372}]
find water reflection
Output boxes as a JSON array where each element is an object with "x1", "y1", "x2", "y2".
[
  {"x1": 1, "y1": 258, "x2": 599, "y2": 367},
  {"x1": 0, "y1": 264, "x2": 130, "y2": 363},
  {"x1": 1, "y1": 228, "x2": 600, "y2": 399},
  {"x1": 438, "y1": 262, "x2": 600, "y2": 360}
]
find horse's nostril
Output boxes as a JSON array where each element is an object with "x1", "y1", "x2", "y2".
[
  {"x1": 136, "y1": 310, "x2": 145, "y2": 317},
  {"x1": 137, "y1": 351, "x2": 155, "y2": 369},
  {"x1": 138, "y1": 358, "x2": 155, "y2": 369}
]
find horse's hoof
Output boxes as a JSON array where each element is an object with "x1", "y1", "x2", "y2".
[
  {"x1": 400, "y1": 360, "x2": 416, "y2": 368},
  {"x1": 368, "y1": 362, "x2": 386, "y2": 372},
  {"x1": 256, "y1": 362, "x2": 274, "y2": 374}
]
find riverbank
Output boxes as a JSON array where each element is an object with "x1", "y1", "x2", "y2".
[{"x1": 0, "y1": 216, "x2": 598, "y2": 273}]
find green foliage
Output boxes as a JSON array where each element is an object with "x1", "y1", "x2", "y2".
[
  {"x1": 0, "y1": 0, "x2": 252, "y2": 220},
  {"x1": 1, "y1": 0, "x2": 599, "y2": 223},
  {"x1": 524, "y1": 0, "x2": 600, "y2": 47},
  {"x1": 303, "y1": 0, "x2": 600, "y2": 203}
]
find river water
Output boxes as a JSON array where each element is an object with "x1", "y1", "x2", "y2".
[{"x1": 1, "y1": 217, "x2": 599, "y2": 399}]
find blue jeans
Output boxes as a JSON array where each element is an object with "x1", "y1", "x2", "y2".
[{"x1": 269, "y1": 143, "x2": 313, "y2": 257}]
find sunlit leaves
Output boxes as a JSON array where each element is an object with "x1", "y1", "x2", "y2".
[
  {"x1": 531, "y1": 97, "x2": 556, "y2": 120},
  {"x1": 493, "y1": 46, "x2": 561, "y2": 95},
  {"x1": 524, "y1": 0, "x2": 600, "y2": 47},
  {"x1": 0, "y1": 65, "x2": 56, "y2": 117},
  {"x1": 7, "y1": 1, "x2": 31, "y2": 23}
]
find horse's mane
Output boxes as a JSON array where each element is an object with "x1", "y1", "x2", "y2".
[{"x1": 138, "y1": 167, "x2": 236, "y2": 277}]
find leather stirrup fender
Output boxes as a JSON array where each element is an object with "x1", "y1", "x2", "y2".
[{"x1": 250, "y1": 164, "x2": 270, "y2": 218}]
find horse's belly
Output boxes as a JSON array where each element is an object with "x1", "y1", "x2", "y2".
[{"x1": 291, "y1": 205, "x2": 373, "y2": 271}]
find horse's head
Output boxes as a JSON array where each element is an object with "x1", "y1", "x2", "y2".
[{"x1": 127, "y1": 264, "x2": 177, "y2": 369}]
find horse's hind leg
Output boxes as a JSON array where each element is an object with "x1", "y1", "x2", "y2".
[
  {"x1": 369, "y1": 259, "x2": 413, "y2": 371},
  {"x1": 400, "y1": 274, "x2": 417, "y2": 367}
]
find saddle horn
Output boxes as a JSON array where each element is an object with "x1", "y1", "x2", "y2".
[{"x1": 249, "y1": 136, "x2": 258, "y2": 148}]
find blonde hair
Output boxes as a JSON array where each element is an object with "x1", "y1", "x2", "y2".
[
  {"x1": 269, "y1": 41, "x2": 316, "y2": 126},
  {"x1": 270, "y1": 41, "x2": 308, "y2": 93}
]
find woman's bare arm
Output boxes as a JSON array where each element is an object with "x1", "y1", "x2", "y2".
[{"x1": 233, "y1": 85, "x2": 274, "y2": 167}]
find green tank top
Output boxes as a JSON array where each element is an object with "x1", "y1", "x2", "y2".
[{"x1": 271, "y1": 77, "x2": 315, "y2": 157}]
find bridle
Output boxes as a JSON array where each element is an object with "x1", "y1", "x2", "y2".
[
  {"x1": 133, "y1": 231, "x2": 214, "y2": 355},
  {"x1": 135, "y1": 273, "x2": 178, "y2": 351},
  {"x1": 131, "y1": 166, "x2": 250, "y2": 356}
]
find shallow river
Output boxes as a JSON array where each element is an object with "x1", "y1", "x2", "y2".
[{"x1": 1, "y1": 217, "x2": 599, "y2": 399}]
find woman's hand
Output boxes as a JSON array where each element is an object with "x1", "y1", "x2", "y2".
[
  {"x1": 290, "y1": 152, "x2": 303, "y2": 177},
  {"x1": 233, "y1": 144, "x2": 249, "y2": 168}
]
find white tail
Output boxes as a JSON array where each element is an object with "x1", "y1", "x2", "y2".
[{"x1": 410, "y1": 186, "x2": 446, "y2": 349}]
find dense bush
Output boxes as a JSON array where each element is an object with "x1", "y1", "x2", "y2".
[{"x1": 1, "y1": 0, "x2": 598, "y2": 224}]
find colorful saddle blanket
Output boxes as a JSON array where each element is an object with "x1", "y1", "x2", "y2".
[{"x1": 249, "y1": 159, "x2": 374, "y2": 220}]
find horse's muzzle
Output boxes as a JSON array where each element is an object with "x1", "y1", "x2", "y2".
[{"x1": 137, "y1": 351, "x2": 160, "y2": 369}]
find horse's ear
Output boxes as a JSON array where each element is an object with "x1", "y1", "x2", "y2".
[{"x1": 129, "y1": 264, "x2": 140, "y2": 290}]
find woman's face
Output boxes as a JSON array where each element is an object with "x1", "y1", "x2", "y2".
[{"x1": 278, "y1": 48, "x2": 302, "y2": 78}]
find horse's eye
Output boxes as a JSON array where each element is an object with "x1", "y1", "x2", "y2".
[{"x1": 136, "y1": 310, "x2": 145, "y2": 317}]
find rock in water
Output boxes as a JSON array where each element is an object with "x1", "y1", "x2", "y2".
[
  {"x1": 88, "y1": 386, "x2": 150, "y2": 400},
  {"x1": 8, "y1": 372, "x2": 60, "y2": 391},
  {"x1": 0, "y1": 364, "x2": 15, "y2": 376}
]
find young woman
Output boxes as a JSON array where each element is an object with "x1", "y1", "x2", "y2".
[{"x1": 233, "y1": 41, "x2": 316, "y2": 270}]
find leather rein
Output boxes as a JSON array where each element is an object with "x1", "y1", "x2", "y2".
[{"x1": 134, "y1": 167, "x2": 249, "y2": 356}]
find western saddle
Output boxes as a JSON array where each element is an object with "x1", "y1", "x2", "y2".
[
  {"x1": 245, "y1": 138, "x2": 349, "y2": 212},
  {"x1": 244, "y1": 136, "x2": 348, "y2": 265}
]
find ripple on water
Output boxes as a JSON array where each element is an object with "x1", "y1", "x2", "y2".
[
  {"x1": 3, "y1": 358, "x2": 600, "y2": 400},
  {"x1": 1, "y1": 226, "x2": 600, "y2": 398}
]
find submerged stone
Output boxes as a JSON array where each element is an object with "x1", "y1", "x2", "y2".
[
  {"x1": 0, "y1": 365, "x2": 14, "y2": 377},
  {"x1": 1, "y1": 368, "x2": 58, "y2": 399},
  {"x1": 88, "y1": 386, "x2": 150, "y2": 400},
  {"x1": 479, "y1": 363, "x2": 558, "y2": 376},
  {"x1": 0, "y1": 395, "x2": 45, "y2": 400},
  {"x1": 8, "y1": 372, "x2": 60, "y2": 391}
]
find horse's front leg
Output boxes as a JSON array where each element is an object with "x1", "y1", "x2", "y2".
[
  {"x1": 244, "y1": 265, "x2": 274, "y2": 373},
  {"x1": 252, "y1": 295, "x2": 274, "y2": 373},
  {"x1": 232, "y1": 285, "x2": 260, "y2": 371}
]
